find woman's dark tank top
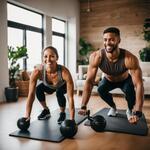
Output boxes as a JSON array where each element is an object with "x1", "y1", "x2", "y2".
[
  {"x1": 42, "y1": 64, "x2": 66, "y2": 90},
  {"x1": 99, "y1": 48, "x2": 127, "y2": 76}
]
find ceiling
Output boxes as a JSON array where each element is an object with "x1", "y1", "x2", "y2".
[{"x1": 79, "y1": 0, "x2": 102, "y2": 2}]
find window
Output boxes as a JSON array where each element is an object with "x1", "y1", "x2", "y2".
[
  {"x1": 7, "y1": 3, "x2": 43, "y2": 71},
  {"x1": 7, "y1": 3, "x2": 42, "y2": 28},
  {"x1": 8, "y1": 27, "x2": 23, "y2": 47},
  {"x1": 52, "y1": 18, "x2": 66, "y2": 65},
  {"x1": 52, "y1": 18, "x2": 65, "y2": 34},
  {"x1": 26, "y1": 31, "x2": 42, "y2": 70}
]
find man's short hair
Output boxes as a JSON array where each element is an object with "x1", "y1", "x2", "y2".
[{"x1": 103, "y1": 27, "x2": 120, "y2": 36}]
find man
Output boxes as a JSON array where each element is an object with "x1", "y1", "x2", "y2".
[{"x1": 78, "y1": 27, "x2": 144, "y2": 124}]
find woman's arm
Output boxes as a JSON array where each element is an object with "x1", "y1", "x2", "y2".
[
  {"x1": 25, "y1": 69, "x2": 40, "y2": 119},
  {"x1": 62, "y1": 67, "x2": 75, "y2": 120}
]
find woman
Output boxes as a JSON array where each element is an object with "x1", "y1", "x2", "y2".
[{"x1": 25, "y1": 46, "x2": 75, "y2": 124}]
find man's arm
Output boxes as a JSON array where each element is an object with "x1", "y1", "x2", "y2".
[
  {"x1": 79, "y1": 52, "x2": 100, "y2": 115},
  {"x1": 125, "y1": 52, "x2": 144, "y2": 123},
  {"x1": 129, "y1": 62, "x2": 144, "y2": 112}
]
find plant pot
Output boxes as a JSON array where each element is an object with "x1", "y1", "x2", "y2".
[{"x1": 5, "y1": 87, "x2": 19, "y2": 102}]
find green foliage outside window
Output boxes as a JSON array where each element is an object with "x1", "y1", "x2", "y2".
[{"x1": 8, "y1": 46, "x2": 28, "y2": 87}]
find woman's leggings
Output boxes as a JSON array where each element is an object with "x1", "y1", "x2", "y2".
[
  {"x1": 97, "y1": 74, "x2": 136, "y2": 110},
  {"x1": 36, "y1": 82, "x2": 67, "y2": 107}
]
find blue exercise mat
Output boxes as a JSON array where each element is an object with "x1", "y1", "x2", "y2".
[
  {"x1": 9, "y1": 108, "x2": 87, "y2": 142},
  {"x1": 84, "y1": 108, "x2": 148, "y2": 136}
]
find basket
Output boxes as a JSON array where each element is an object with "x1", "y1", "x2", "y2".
[{"x1": 15, "y1": 80, "x2": 29, "y2": 97}]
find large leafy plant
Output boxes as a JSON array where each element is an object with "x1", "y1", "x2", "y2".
[
  {"x1": 139, "y1": 18, "x2": 150, "y2": 61},
  {"x1": 8, "y1": 46, "x2": 28, "y2": 87},
  {"x1": 78, "y1": 37, "x2": 95, "y2": 65}
]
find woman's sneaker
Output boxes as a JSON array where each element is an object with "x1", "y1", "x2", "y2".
[
  {"x1": 38, "y1": 109, "x2": 51, "y2": 120},
  {"x1": 57, "y1": 112, "x2": 66, "y2": 124}
]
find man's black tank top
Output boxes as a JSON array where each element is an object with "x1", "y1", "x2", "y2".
[{"x1": 99, "y1": 48, "x2": 127, "y2": 76}]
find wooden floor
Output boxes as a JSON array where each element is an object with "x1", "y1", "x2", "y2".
[{"x1": 0, "y1": 93, "x2": 150, "y2": 150}]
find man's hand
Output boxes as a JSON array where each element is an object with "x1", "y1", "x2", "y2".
[
  {"x1": 128, "y1": 115, "x2": 140, "y2": 124},
  {"x1": 78, "y1": 109, "x2": 88, "y2": 116},
  {"x1": 78, "y1": 106, "x2": 88, "y2": 116}
]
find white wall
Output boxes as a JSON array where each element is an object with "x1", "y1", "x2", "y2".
[
  {"x1": 0, "y1": 0, "x2": 9, "y2": 102},
  {"x1": 0, "y1": 0, "x2": 79, "y2": 101},
  {"x1": 43, "y1": 15, "x2": 52, "y2": 47}
]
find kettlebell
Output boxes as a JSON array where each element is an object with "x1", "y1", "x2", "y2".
[
  {"x1": 60, "y1": 119, "x2": 78, "y2": 138},
  {"x1": 87, "y1": 110, "x2": 106, "y2": 132},
  {"x1": 17, "y1": 117, "x2": 30, "y2": 131}
]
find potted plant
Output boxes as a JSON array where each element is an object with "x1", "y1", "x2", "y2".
[
  {"x1": 5, "y1": 46, "x2": 28, "y2": 102},
  {"x1": 139, "y1": 47, "x2": 150, "y2": 61},
  {"x1": 139, "y1": 18, "x2": 150, "y2": 62},
  {"x1": 78, "y1": 37, "x2": 95, "y2": 65}
]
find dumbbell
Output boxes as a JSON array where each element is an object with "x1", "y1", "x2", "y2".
[
  {"x1": 60, "y1": 119, "x2": 78, "y2": 138},
  {"x1": 17, "y1": 117, "x2": 30, "y2": 131},
  {"x1": 87, "y1": 110, "x2": 106, "y2": 132}
]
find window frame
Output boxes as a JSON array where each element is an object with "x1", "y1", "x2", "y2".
[
  {"x1": 52, "y1": 17, "x2": 66, "y2": 65},
  {"x1": 7, "y1": 2, "x2": 44, "y2": 70}
]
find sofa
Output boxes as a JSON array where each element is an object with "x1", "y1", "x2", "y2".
[{"x1": 75, "y1": 62, "x2": 150, "y2": 96}]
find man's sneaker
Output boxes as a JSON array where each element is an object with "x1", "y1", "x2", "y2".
[
  {"x1": 38, "y1": 109, "x2": 51, "y2": 120},
  {"x1": 107, "y1": 107, "x2": 118, "y2": 117},
  {"x1": 57, "y1": 112, "x2": 66, "y2": 124},
  {"x1": 126, "y1": 108, "x2": 132, "y2": 120}
]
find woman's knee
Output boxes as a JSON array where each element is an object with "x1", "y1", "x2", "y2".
[
  {"x1": 56, "y1": 89, "x2": 65, "y2": 98},
  {"x1": 57, "y1": 93, "x2": 66, "y2": 107},
  {"x1": 36, "y1": 84, "x2": 45, "y2": 101},
  {"x1": 36, "y1": 84, "x2": 43, "y2": 95},
  {"x1": 58, "y1": 99, "x2": 66, "y2": 107},
  {"x1": 56, "y1": 85, "x2": 66, "y2": 96}
]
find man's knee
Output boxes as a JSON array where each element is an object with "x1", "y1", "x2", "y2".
[
  {"x1": 97, "y1": 84, "x2": 107, "y2": 96},
  {"x1": 124, "y1": 86, "x2": 135, "y2": 97}
]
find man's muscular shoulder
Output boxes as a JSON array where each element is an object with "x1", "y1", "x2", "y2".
[
  {"x1": 90, "y1": 50, "x2": 101, "y2": 57},
  {"x1": 89, "y1": 50, "x2": 101, "y2": 66},
  {"x1": 125, "y1": 50, "x2": 139, "y2": 69}
]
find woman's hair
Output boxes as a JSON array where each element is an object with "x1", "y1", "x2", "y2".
[{"x1": 43, "y1": 46, "x2": 59, "y2": 58}]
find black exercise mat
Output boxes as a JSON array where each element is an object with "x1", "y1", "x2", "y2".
[
  {"x1": 84, "y1": 108, "x2": 148, "y2": 136},
  {"x1": 9, "y1": 108, "x2": 87, "y2": 142}
]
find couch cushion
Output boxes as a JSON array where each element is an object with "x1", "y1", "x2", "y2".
[{"x1": 140, "y1": 62, "x2": 150, "y2": 77}]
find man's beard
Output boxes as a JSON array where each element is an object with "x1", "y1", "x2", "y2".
[{"x1": 105, "y1": 44, "x2": 118, "y2": 53}]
